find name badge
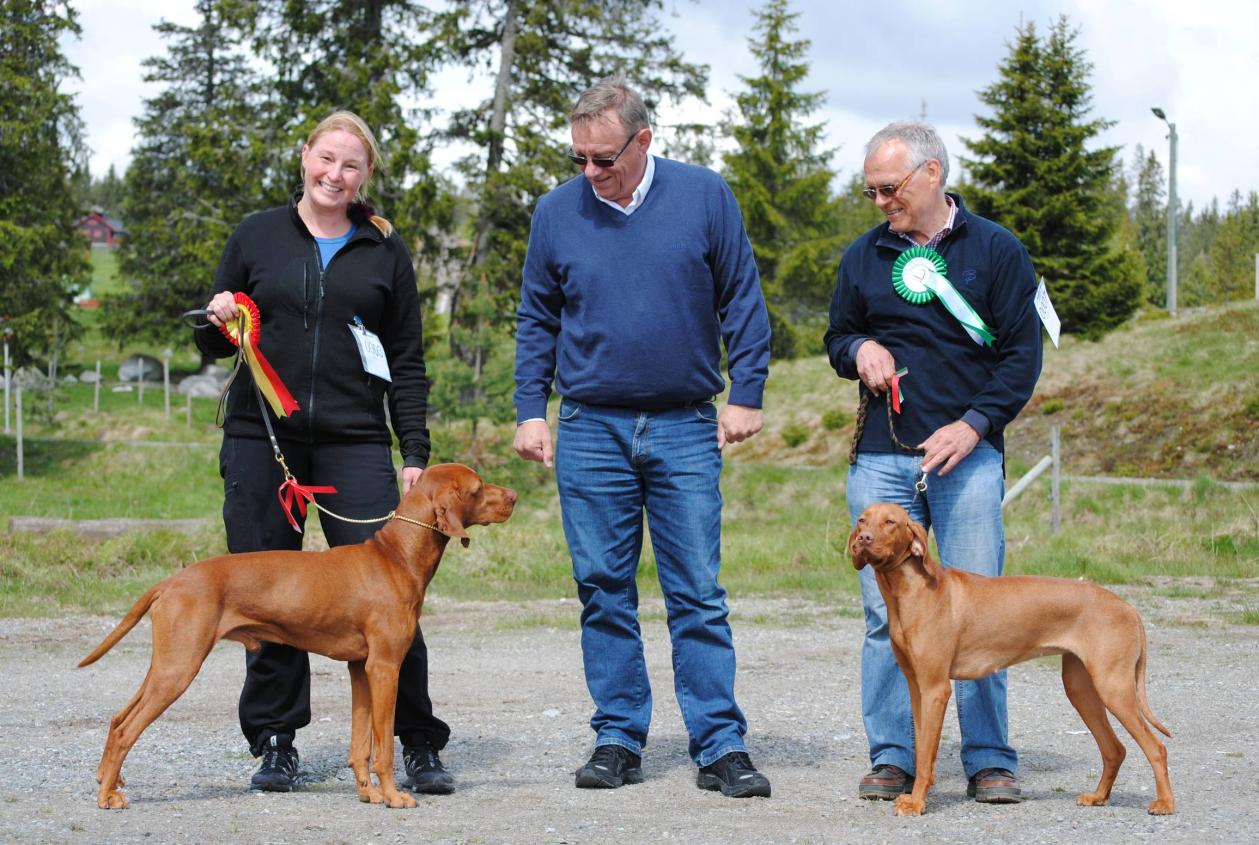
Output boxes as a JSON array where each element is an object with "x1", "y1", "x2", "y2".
[{"x1": 348, "y1": 317, "x2": 391, "y2": 382}]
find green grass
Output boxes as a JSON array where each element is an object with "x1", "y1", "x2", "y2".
[{"x1": 3, "y1": 300, "x2": 1259, "y2": 618}]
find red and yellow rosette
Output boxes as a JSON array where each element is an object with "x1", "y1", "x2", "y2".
[{"x1": 218, "y1": 292, "x2": 300, "y2": 417}]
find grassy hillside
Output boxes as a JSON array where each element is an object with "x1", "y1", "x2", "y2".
[
  {"x1": 2, "y1": 299, "x2": 1257, "y2": 616},
  {"x1": 727, "y1": 300, "x2": 1259, "y2": 482}
]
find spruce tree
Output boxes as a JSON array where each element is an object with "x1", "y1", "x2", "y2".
[
  {"x1": 722, "y1": 0, "x2": 844, "y2": 359},
  {"x1": 0, "y1": 0, "x2": 91, "y2": 364},
  {"x1": 424, "y1": 0, "x2": 707, "y2": 436},
  {"x1": 962, "y1": 16, "x2": 1142, "y2": 339},
  {"x1": 1130, "y1": 145, "x2": 1167, "y2": 306},
  {"x1": 105, "y1": 0, "x2": 274, "y2": 357}
]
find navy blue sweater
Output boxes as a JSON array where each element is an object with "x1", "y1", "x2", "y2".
[
  {"x1": 514, "y1": 157, "x2": 771, "y2": 422},
  {"x1": 823, "y1": 194, "x2": 1042, "y2": 454}
]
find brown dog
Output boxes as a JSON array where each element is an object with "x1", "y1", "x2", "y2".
[
  {"x1": 848, "y1": 502, "x2": 1173, "y2": 816},
  {"x1": 79, "y1": 463, "x2": 516, "y2": 810}
]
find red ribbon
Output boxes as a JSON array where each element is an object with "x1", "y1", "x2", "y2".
[
  {"x1": 277, "y1": 477, "x2": 339, "y2": 533},
  {"x1": 889, "y1": 372, "x2": 903, "y2": 414}
]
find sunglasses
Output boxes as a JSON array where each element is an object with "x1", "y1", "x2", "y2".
[
  {"x1": 862, "y1": 160, "x2": 926, "y2": 201},
  {"x1": 568, "y1": 133, "x2": 637, "y2": 169}
]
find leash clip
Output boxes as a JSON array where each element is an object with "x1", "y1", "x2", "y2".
[{"x1": 915, "y1": 472, "x2": 928, "y2": 495}]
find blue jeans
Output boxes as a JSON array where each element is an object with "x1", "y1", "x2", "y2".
[
  {"x1": 846, "y1": 444, "x2": 1018, "y2": 779},
  {"x1": 556, "y1": 398, "x2": 748, "y2": 766}
]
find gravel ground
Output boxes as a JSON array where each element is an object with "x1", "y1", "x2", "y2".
[{"x1": 0, "y1": 587, "x2": 1256, "y2": 845}]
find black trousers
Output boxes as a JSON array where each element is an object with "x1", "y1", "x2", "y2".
[{"x1": 220, "y1": 436, "x2": 451, "y2": 756}]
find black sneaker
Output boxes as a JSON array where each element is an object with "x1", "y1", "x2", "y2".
[
  {"x1": 402, "y1": 742, "x2": 455, "y2": 795},
  {"x1": 696, "y1": 751, "x2": 771, "y2": 798},
  {"x1": 250, "y1": 735, "x2": 299, "y2": 792},
  {"x1": 574, "y1": 745, "x2": 644, "y2": 789}
]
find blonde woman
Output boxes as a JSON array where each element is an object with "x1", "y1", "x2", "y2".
[{"x1": 195, "y1": 112, "x2": 452, "y2": 795}]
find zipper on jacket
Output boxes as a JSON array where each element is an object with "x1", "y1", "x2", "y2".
[
  {"x1": 308, "y1": 243, "x2": 325, "y2": 439},
  {"x1": 302, "y1": 264, "x2": 309, "y2": 330}
]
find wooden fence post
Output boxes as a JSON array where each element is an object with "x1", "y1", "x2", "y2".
[
  {"x1": 1051, "y1": 424, "x2": 1061, "y2": 533},
  {"x1": 162, "y1": 349, "x2": 172, "y2": 419},
  {"x1": 15, "y1": 383, "x2": 22, "y2": 481}
]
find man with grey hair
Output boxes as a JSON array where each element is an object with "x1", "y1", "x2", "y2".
[
  {"x1": 824, "y1": 121, "x2": 1043, "y2": 804},
  {"x1": 513, "y1": 76, "x2": 773, "y2": 798}
]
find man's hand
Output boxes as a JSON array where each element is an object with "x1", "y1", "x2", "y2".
[
  {"x1": 401, "y1": 466, "x2": 422, "y2": 493},
  {"x1": 918, "y1": 420, "x2": 981, "y2": 476},
  {"x1": 855, "y1": 340, "x2": 897, "y2": 395},
  {"x1": 513, "y1": 420, "x2": 554, "y2": 468},
  {"x1": 718, "y1": 404, "x2": 763, "y2": 449}
]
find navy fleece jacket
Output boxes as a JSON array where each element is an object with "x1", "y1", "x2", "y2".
[{"x1": 823, "y1": 194, "x2": 1043, "y2": 455}]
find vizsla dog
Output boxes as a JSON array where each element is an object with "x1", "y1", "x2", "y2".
[
  {"x1": 79, "y1": 463, "x2": 515, "y2": 810},
  {"x1": 848, "y1": 503, "x2": 1173, "y2": 816}
]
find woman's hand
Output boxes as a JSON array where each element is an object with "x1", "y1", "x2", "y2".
[{"x1": 205, "y1": 291, "x2": 239, "y2": 328}]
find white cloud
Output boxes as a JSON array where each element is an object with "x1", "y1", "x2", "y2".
[{"x1": 61, "y1": 0, "x2": 1258, "y2": 210}]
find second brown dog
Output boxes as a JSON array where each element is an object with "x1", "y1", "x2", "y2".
[
  {"x1": 79, "y1": 463, "x2": 516, "y2": 810},
  {"x1": 848, "y1": 502, "x2": 1173, "y2": 816}
]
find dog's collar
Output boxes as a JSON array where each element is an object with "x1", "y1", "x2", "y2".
[{"x1": 388, "y1": 511, "x2": 443, "y2": 535}]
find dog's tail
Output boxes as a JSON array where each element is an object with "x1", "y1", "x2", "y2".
[
  {"x1": 1136, "y1": 622, "x2": 1172, "y2": 738},
  {"x1": 78, "y1": 583, "x2": 162, "y2": 667}
]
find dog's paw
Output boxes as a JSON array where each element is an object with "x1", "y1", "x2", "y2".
[
  {"x1": 1147, "y1": 798, "x2": 1174, "y2": 815},
  {"x1": 385, "y1": 789, "x2": 417, "y2": 809},
  {"x1": 98, "y1": 789, "x2": 129, "y2": 810},
  {"x1": 1076, "y1": 791, "x2": 1109, "y2": 807},
  {"x1": 357, "y1": 784, "x2": 385, "y2": 804},
  {"x1": 893, "y1": 794, "x2": 925, "y2": 816}
]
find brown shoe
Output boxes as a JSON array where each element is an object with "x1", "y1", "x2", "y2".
[
  {"x1": 858, "y1": 764, "x2": 915, "y2": 800},
  {"x1": 967, "y1": 767, "x2": 1022, "y2": 803}
]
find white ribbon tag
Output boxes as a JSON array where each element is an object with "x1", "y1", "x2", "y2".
[
  {"x1": 1034, "y1": 276, "x2": 1061, "y2": 348},
  {"x1": 348, "y1": 320, "x2": 391, "y2": 382}
]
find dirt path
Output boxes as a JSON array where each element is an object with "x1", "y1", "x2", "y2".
[{"x1": 1, "y1": 589, "x2": 1256, "y2": 844}]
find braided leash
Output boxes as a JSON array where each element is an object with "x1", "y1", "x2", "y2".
[
  {"x1": 849, "y1": 384, "x2": 929, "y2": 499},
  {"x1": 848, "y1": 384, "x2": 926, "y2": 465}
]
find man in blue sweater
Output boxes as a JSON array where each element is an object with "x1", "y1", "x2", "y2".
[
  {"x1": 513, "y1": 76, "x2": 773, "y2": 798},
  {"x1": 824, "y1": 121, "x2": 1043, "y2": 805}
]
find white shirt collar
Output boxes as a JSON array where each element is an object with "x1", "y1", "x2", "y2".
[{"x1": 591, "y1": 154, "x2": 656, "y2": 215}]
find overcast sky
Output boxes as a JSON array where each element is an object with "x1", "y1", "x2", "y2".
[{"x1": 62, "y1": 0, "x2": 1258, "y2": 212}]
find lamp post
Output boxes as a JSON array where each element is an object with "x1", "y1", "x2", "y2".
[{"x1": 1151, "y1": 107, "x2": 1178, "y2": 316}]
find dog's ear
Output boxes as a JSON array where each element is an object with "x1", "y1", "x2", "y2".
[
  {"x1": 432, "y1": 489, "x2": 471, "y2": 548},
  {"x1": 908, "y1": 520, "x2": 942, "y2": 584},
  {"x1": 848, "y1": 524, "x2": 867, "y2": 570}
]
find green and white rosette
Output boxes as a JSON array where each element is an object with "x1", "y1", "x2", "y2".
[{"x1": 891, "y1": 246, "x2": 996, "y2": 346}]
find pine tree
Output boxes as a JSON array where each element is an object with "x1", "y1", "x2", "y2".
[
  {"x1": 962, "y1": 16, "x2": 1142, "y2": 339},
  {"x1": 0, "y1": 0, "x2": 91, "y2": 364},
  {"x1": 425, "y1": 0, "x2": 707, "y2": 436},
  {"x1": 104, "y1": 0, "x2": 274, "y2": 357},
  {"x1": 1208, "y1": 190, "x2": 1259, "y2": 303},
  {"x1": 254, "y1": 0, "x2": 448, "y2": 242},
  {"x1": 722, "y1": 0, "x2": 844, "y2": 359},
  {"x1": 1130, "y1": 145, "x2": 1167, "y2": 306}
]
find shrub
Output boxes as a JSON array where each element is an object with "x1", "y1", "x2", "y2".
[
  {"x1": 781, "y1": 423, "x2": 810, "y2": 448},
  {"x1": 821, "y1": 409, "x2": 848, "y2": 430}
]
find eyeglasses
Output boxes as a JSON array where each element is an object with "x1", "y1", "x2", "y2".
[
  {"x1": 862, "y1": 161, "x2": 926, "y2": 201},
  {"x1": 568, "y1": 133, "x2": 637, "y2": 169}
]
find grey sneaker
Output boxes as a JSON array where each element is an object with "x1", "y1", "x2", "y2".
[
  {"x1": 250, "y1": 735, "x2": 299, "y2": 792},
  {"x1": 575, "y1": 745, "x2": 644, "y2": 789}
]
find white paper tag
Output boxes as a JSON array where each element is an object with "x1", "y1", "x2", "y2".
[
  {"x1": 1034, "y1": 276, "x2": 1061, "y2": 348},
  {"x1": 348, "y1": 320, "x2": 391, "y2": 382}
]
